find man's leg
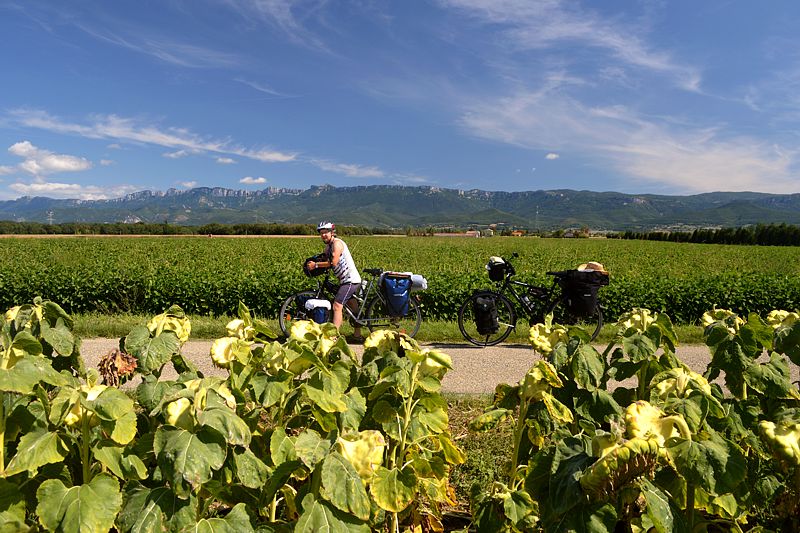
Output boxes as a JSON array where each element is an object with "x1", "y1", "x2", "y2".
[
  {"x1": 332, "y1": 301, "x2": 344, "y2": 329},
  {"x1": 345, "y1": 298, "x2": 362, "y2": 338}
]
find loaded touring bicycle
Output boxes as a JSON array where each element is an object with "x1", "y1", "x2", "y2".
[
  {"x1": 279, "y1": 253, "x2": 427, "y2": 338},
  {"x1": 458, "y1": 253, "x2": 609, "y2": 346}
]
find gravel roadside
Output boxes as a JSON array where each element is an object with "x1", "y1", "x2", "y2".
[{"x1": 79, "y1": 338, "x2": 786, "y2": 395}]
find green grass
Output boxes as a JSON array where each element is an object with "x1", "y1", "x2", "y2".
[
  {"x1": 445, "y1": 394, "x2": 513, "y2": 512},
  {"x1": 72, "y1": 313, "x2": 707, "y2": 344}
]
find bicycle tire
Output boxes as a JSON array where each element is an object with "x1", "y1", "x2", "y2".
[
  {"x1": 458, "y1": 291, "x2": 516, "y2": 347},
  {"x1": 364, "y1": 295, "x2": 422, "y2": 338},
  {"x1": 545, "y1": 298, "x2": 604, "y2": 341},
  {"x1": 278, "y1": 290, "x2": 320, "y2": 336}
]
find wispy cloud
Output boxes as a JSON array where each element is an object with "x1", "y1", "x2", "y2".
[
  {"x1": 235, "y1": 78, "x2": 297, "y2": 99},
  {"x1": 461, "y1": 89, "x2": 799, "y2": 192},
  {"x1": 0, "y1": 165, "x2": 15, "y2": 176},
  {"x1": 75, "y1": 21, "x2": 242, "y2": 68},
  {"x1": 100, "y1": 159, "x2": 114, "y2": 166},
  {"x1": 436, "y1": 0, "x2": 701, "y2": 91},
  {"x1": 8, "y1": 108, "x2": 392, "y2": 182},
  {"x1": 222, "y1": 0, "x2": 329, "y2": 50},
  {"x1": 240, "y1": 176, "x2": 267, "y2": 184},
  {"x1": 10, "y1": 109, "x2": 297, "y2": 164},
  {"x1": 216, "y1": 157, "x2": 236, "y2": 164},
  {"x1": 179, "y1": 180, "x2": 197, "y2": 188},
  {"x1": 545, "y1": 153, "x2": 559, "y2": 160},
  {"x1": 393, "y1": 173, "x2": 432, "y2": 185},
  {"x1": 163, "y1": 149, "x2": 191, "y2": 159},
  {"x1": 311, "y1": 159, "x2": 384, "y2": 178}
]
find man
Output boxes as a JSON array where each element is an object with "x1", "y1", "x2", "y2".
[{"x1": 306, "y1": 221, "x2": 363, "y2": 340}]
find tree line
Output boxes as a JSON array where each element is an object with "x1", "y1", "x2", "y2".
[
  {"x1": 611, "y1": 223, "x2": 800, "y2": 246},
  {"x1": 0, "y1": 221, "x2": 376, "y2": 236}
]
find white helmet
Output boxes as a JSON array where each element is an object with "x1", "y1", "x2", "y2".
[{"x1": 316, "y1": 221, "x2": 335, "y2": 232}]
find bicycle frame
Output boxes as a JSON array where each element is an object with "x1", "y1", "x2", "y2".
[
  {"x1": 494, "y1": 277, "x2": 557, "y2": 319},
  {"x1": 311, "y1": 271, "x2": 397, "y2": 328}
]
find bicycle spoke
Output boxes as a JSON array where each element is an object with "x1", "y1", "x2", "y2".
[{"x1": 365, "y1": 296, "x2": 421, "y2": 337}]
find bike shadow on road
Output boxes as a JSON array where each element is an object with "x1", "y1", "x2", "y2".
[{"x1": 424, "y1": 342, "x2": 533, "y2": 352}]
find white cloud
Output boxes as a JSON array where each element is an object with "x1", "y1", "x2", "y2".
[
  {"x1": 0, "y1": 165, "x2": 15, "y2": 175},
  {"x1": 8, "y1": 141, "x2": 92, "y2": 177},
  {"x1": 164, "y1": 149, "x2": 190, "y2": 159},
  {"x1": 8, "y1": 110, "x2": 393, "y2": 183},
  {"x1": 311, "y1": 159, "x2": 385, "y2": 178},
  {"x1": 10, "y1": 109, "x2": 298, "y2": 164},
  {"x1": 100, "y1": 159, "x2": 114, "y2": 166},
  {"x1": 107, "y1": 143, "x2": 122, "y2": 149},
  {"x1": 248, "y1": 150, "x2": 294, "y2": 163},
  {"x1": 179, "y1": 181, "x2": 197, "y2": 188},
  {"x1": 240, "y1": 176, "x2": 267, "y2": 185},
  {"x1": 9, "y1": 180, "x2": 138, "y2": 200},
  {"x1": 545, "y1": 153, "x2": 559, "y2": 160},
  {"x1": 461, "y1": 89, "x2": 799, "y2": 193},
  {"x1": 216, "y1": 157, "x2": 236, "y2": 164}
]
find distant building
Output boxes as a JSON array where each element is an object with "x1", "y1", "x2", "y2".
[{"x1": 511, "y1": 230, "x2": 526, "y2": 237}]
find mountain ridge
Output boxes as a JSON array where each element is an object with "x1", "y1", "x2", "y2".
[{"x1": 1, "y1": 184, "x2": 799, "y2": 231}]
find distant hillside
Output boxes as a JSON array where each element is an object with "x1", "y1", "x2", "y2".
[{"x1": 1, "y1": 185, "x2": 800, "y2": 231}]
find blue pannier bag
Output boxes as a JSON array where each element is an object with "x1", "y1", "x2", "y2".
[
  {"x1": 304, "y1": 298, "x2": 331, "y2": 324},
  {"x1": 383, "y1": 273, "x2": 412, "y2": 316}
]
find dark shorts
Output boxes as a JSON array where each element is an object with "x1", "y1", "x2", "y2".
[{"x1": 334, "y1": 283, "x2": 361, "y2": 305}]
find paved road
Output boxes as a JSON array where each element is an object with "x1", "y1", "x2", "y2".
[{"x1": 80, "y1": 338, "x2": 793, "y2": 394}]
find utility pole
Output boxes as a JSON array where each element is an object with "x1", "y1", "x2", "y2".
[{"x1": 47, "y1": 211, "x2": 54, "y2": 225}]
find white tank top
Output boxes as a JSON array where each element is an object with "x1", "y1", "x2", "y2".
[{"x1": 327, "y1": 238, "x2": 361, "y2": 284}]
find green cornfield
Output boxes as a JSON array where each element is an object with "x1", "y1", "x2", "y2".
[{"x1": 2, "y1": 235, "x2": 800, "y2": 324}]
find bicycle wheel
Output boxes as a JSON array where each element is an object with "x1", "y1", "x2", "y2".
[
  {"x1": 458, "y1": 291, "x2": 516, "y2": 347},
  {"x1": 364, "y1": 295, "x2": 422, "y2": 338},
  {"x1": 278, "y1": 290, "x2": 319, "y2": 336},
  {"x1": 545, "y1": 298, "x2": 604, "y2": 341}
]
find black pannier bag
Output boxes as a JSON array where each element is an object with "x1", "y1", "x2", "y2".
[
  {"x1": 559, "y1": 270, "x2": 609, "y2": 316},
  {"x1": 303, "y1": 252, "x2": 331, "y2": 277},
  {"x1": 473, "y1": 293, "x2": 499, "y2": 335}
]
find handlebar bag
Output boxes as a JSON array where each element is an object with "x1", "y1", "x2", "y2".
[
  {"x1": 486, "y1": 257, "x2": 507, "y2": 282},
  {"x1": 303, "y1": 252, "x2": 331, "y2": 277},
  {"x1": 382, "y1": 273, "x2": 412, "y2": 316},
  {"x1": 473, "y1": 294, "x2": 499, "y2": 335}
]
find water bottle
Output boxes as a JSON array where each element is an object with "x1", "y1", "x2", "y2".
[
  {"x1": 520, "y1": 294, "x2": 532, "y2": 308},
  {"x1": 356, "y1": 280, "x2": 368, "y2": 302}
]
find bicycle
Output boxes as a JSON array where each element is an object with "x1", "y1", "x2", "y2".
[
  {"x1": 457, "y1": 253, "x2": 607, "y2": 346},
  {"x1": 278, "y1": 268, "x2": 422, "y2": 338}
]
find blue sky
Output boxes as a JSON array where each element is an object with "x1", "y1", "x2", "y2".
[{"x1": 1, "y1": 0, "x2": 799, "y2": 200}]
